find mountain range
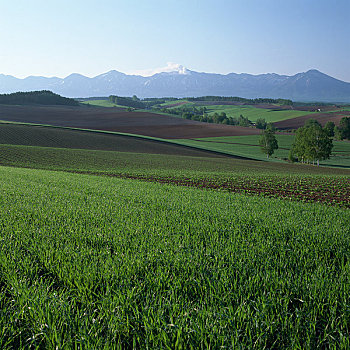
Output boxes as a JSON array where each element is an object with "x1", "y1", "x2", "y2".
[{"x1": 0, "y1": 66, "x2": 349, "y2": 102}]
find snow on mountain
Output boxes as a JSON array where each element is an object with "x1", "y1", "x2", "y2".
[{"x1": 0, "y1": 67, "x2": 349, "y2": 102}]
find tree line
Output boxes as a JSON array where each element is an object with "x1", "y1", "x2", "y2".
[
  {"x1": 156, "y1": 105, "x2": 254, "y2": 126},
  {"x1": 0, "y1": 91, "x2": 79, "y2": 106},
  {"x1": 187, "y1": 96, "x2": 293, "y2": 105},
  {"x1": 108, "y1": 95, "x2": 146, "y2": 108}
]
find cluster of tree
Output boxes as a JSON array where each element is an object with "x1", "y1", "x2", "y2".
[
  {"x1": 255, "y1": 118, "x2": 268, "y2": 129},
  {"x1": 187, "y1": 96, "x2": 293, "y2": 105},
  {"x1": 335, "y1": 117, "x2": 350, "y2": 140},
  {"x1": 0, "y1": 91, "x2": 79, "y2": 106},
  {"x1": 314, "y1": 117, "x2": 350, "y2": 141},
  {"x1": 192, "y1": 113, "x2": 251, "y2": 126},
  {"x1": 158, "y1": 105, "x2": 253, "y2": 126},
  {"x1": 108, "y1": 95, "x2": 146, "y2": 108},
  {"x1": 157, "y1": 105, "x2": 203, "y2": 117},
  {"x1": 289, "y1": 120, "x2": 333, "y2": 166},
  {"x1": 108, "y1": 95, "x2": 179, "y2": 109}
]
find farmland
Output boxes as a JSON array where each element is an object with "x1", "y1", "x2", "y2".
[
  {"x1": 156, "y1": 99, "x2": 350, "y2": 127},
  {"x1": 0, "y1": 123, "x2": 229, "y2": 158},
  {"x1": 274, "y1": 110, "x2": 350, "y2": 130},
  {"x1": 0, "y1": 142, "x2": 349, "y2": 208},
  {"x1": 0, "y1": 102, "x2": 349, "y2": 348},
  {"x1": 173, "y1": 135, "x2": 350, "y2": 167},
  {"x1": 0, "y1": 166, "x2": 349, "y2": 348},
  {"x1": 0, "y1": 104, "x2": 260, "y2": 138},
  {"x1": 202, "y1": 104, "x2": 315, "y2": 123},
  {"x1": 80, "y1": 99, "x2": 119, "y2": 108}
]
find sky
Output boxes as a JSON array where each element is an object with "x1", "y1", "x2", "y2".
[{"x1": 0, "y1": 0, "x2": 349, "y2": 81}]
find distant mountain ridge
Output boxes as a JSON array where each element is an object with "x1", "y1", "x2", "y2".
[{"x1": 0, "y1": 67, "x2": 349, "y2": 102}]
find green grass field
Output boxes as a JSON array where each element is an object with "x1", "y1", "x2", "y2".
[
  {"x1": 203, "y1": 105, "x2": 315, "y2": 123},
  {"x1": 159, "y1": 99, "x2": 195, "y2": 108},
  {"x1": 80, "y1": 99, "x2": 125, "y2": 108},
  {"x1": 0, "y1": 166, "x2": 349, "y2": 348},
  {"x1": 173, "y1": 135, "x2": 350, "y2": 167}
]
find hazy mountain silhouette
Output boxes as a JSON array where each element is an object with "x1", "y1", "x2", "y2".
[{"x1": 0, "y1": 68, "x2": 349, "y2": 102}]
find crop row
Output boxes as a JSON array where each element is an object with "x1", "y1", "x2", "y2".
[{"x1": 97, "y1": 173, "x2": 350, "y2": 208}]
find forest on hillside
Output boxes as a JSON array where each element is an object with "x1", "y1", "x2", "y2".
[{"x1": 0, "y1": 91, "x2": 79, "y2": 106}]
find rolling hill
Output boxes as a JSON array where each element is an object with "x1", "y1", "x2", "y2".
[{"x1": 0, "y1": 105, "x2": 261, "y2": 138}]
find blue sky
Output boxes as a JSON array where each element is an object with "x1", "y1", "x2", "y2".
[{"x1": 0, "y1": 0, "x2": 349, "y2": 81}]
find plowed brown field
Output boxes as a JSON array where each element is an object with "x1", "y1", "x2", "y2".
[
  {"x1": 0, "y1": 105, "x2": 260, "y2": 139},
  {"x1": 274, "y1": 111, "x2": 350, "y2": 130}
]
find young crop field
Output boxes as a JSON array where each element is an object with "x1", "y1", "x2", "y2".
[
  {"x1": 173, "y1": 135, "x2": 350, "y2": 167},
  {"x1": 0, "y1": 166, "x2": 349, "y2": 349},
  {"x1": 0, "y1": 144, "x2": 349, "y2": 208}
]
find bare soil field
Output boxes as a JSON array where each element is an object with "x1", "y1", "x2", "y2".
[
  {"x1": 101, "y1": 124, "x2": 261, "y2": 139},
  {"x1": 253, "y1": 104, "x2": 339, "y2": 112},
  {"x1": 0, "y1": 105, "x2": 260, "y2": 139},
  {"x1": 0, "y1": 123, "x2": 240, "y2": 158},
  {"x1": 274, "y1": 111, "x2": 350, "y2": 130}
]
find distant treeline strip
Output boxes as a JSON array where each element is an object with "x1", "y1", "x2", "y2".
[
  {"x1": 187, "y1": 96, "x2": 293, "y2": 105},
  {"x1": 0, "y1": 91, "x2": 79, "y2": 106},
  {"x1": 109, "y1": 95, "x2": 146, "y2": 108},
  {"x1": 108, "y1": 95, "x2": 294, "y2": 109}
]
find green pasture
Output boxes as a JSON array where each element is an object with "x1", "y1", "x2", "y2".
[
  {"x1": 204, "y1": 105, "x2": 315, "y2": 123},
  {"x1": 173, "y1": 135, "x2": 350, "y2": 168},
  {"x1": 159, "y1": 99, "x2": 195, "y2": 108},
  {"x1": 0, "y1": 166, "x2": 349, "y2": 348},
  {"x1": 1, "y1": 143, "x2": 350, "y2": 178},
  {"x1": 80, "y1": 99, "x2": 126, "y2": 108},
  {"x1": 0, "y1": 122, "x2": 349, "y2": 169}
]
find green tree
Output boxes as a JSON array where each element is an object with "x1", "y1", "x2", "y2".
[
  {"x1": 290, "y1": 121, "x2": 333, "y2": 166},
  {"x1": 334, "y1": 126, "x2": 343, "y2": 140},
  {"x1": 259, "y1": 129, "x2": 278, "y2": 158},
  {"x1": 339, "y1": 117, "x2": 350, "y2": 140},
  {"x1": 238, "y1": 114, "x2": 251, "y2": 127},
  {"x1": 304, "y1": 119, "x2": 321, "y2": 128},
  {"x1": 324, "y1": 121, "x2": 335, "y2": 137},
  {"x1": 255, "y1": 118, "x2": 267, "y2": 129},
  {"x1": 265, "y1": 123, "x2": 276, "y2": 132}
]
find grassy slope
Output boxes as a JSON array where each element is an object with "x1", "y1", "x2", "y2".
[
  {"x1": 80, "y1": 99, "x2": 123, "y2": 108},
  {"x1": 204, "y1": 105, "x2": 315, "y2": 123},
  {"x1": 81, "y1": 99, "x2": 315, "y2": 123},
  {"x1": 1, "y1": 143, "x2": 350, "y2": 178},
  {"x1": 174, "y1": 135, "x2": 350, "y2": 167},
  {"x1": 0, "y1": 166, "x2": 349, "y2": 348},
  {"x1": 1, "y1": 122, "x2": 349, "y2": 168}
]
